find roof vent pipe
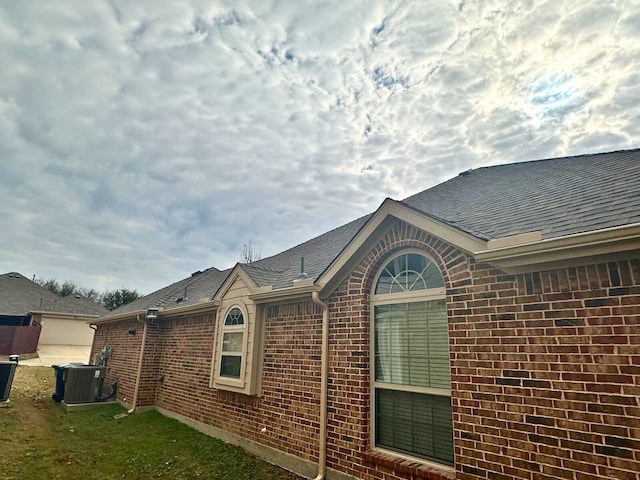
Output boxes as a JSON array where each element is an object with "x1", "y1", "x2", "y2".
[{"x1": 299, "y1": 256, "x2": 307, "y2": 279}]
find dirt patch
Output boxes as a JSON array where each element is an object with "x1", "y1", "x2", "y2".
[
  {"x1": 0, "y1": 367, "x2": 59, "y2": 479},
  {"x1": 11, "y1": 366, "x2": 53, "y2": 399},
  {"x1": 0, "y1": 353, "x2": 38, "y2": 362}
]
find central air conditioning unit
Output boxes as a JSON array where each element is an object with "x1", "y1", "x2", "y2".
[
  {"x1": 0, "y1": 361, "x2": 18, "y2": 402},
  {"x1": 63, "y1": 365, "x2": 107, "y2": 404}
]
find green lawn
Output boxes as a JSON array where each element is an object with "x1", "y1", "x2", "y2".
[{"x1": 0, "y1": 366, "x2": 302, "y2": 480}]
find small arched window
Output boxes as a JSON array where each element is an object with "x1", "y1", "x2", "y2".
[
  {"x1": 219, "y1": 306, "x2": 246, "y2": 379},
  {"x1": 371, "y1": 251, "x2": 453, "y2": 466}
]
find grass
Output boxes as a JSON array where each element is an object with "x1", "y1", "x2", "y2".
[{"x1": 0, "y1": 366, "x2": 302, "y2": 480}]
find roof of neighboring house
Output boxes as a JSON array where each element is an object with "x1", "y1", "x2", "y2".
[
  {"x1": 53, "y1": 293, "x2": 110, "y2": 316},
  {"x1": 0, "y1": 272, "x2": 108, "y2": 317},
  {"x1": 101, "y1": 148, "x2": 640, "y2": 319}
]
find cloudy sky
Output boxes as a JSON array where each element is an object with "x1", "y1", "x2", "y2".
[{"x1": 1, "y1": 1, "x2": 638, "y2": 295}]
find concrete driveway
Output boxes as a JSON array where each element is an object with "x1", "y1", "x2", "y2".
[{"x1": 20, "y1": 345, "x2": 92, "y2": 367}]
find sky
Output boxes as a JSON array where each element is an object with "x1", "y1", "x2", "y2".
[{"x1": 0, "y1": 1, "x2": 639, "y2": 295}]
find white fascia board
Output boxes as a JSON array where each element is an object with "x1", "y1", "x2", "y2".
[{"x1": 475, "y1": 223, "x2": 640, "y2": 272}]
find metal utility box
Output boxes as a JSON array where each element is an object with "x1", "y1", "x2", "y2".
[
  {"x1": 0, "y1": 361, "x2": 18, "y2": 402},
  {"x1": 63, "y1": 365, "x2": 106, "y2": 404}
]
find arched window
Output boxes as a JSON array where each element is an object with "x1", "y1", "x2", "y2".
[
  {"x1": 371, "y1": 251, "x2": 453, "y2": 466},
  {"x1": 219, "y1": 306, "x2": 246, "y2": 379}
]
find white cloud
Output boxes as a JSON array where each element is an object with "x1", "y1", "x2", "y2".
[{"x1": 0, "y1": 0, "x2": 638, "y2": 294}]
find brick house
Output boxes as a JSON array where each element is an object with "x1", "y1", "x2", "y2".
[{"x1": 92, "y1": 149, "x2": 640, "y2": 480}]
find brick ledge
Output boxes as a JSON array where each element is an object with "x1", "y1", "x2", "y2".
[{"x1": 363, "y1": 449, "x2": 455, "y2": 480}]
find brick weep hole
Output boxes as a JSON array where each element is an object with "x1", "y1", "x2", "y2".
[{"x1": 92, "y1": 221, "x2": 640, "y2": 480}]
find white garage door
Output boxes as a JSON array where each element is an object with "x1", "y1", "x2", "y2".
[{"x1": 38, "y1": 317, "x2": 94, "y2": 346}]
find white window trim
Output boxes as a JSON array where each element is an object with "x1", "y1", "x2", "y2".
[{"x1": 369, "y1": 249, "x2": 453, "y2": 466}]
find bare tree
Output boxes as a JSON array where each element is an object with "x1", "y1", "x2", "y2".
[
  {"x1": 240, "y1": 241, "x2": 261, "y2": 263},
  {"x1": 35, "y1": 277, "x2": 78, "y2": 297}
]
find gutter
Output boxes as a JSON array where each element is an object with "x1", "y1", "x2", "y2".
[
  {"x1": 128, "y1": 313, "x2": 148, "y2": 414},
  {"x1": 93, "y1": 300, "x2": 219, "y2": 325},
  {"x1": 93, "y1": 309, "x2": 148, "y2": 324},
  {"x1": 30, "y1": 311, "x2": 102, "y2": 319},
  {"x1": 160, "y1": 300, "x2": 219, "y2": 317},
  {"x1": 311, "y1": 291, "x2": 329, "y2": 480},
  {"x1": 249, "y1": 282, "x2": 320, "y2": 304},
  {"x1": 475, "y1": 223, "x2": 640, "y2": 272}
]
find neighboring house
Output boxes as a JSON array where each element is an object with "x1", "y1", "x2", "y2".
[
  {"x1": 0, "y1": 272, "x2": 107, "y2": 355},
  {"x1": 92, "y1": 149, "x2": 640, "y2": 480}
]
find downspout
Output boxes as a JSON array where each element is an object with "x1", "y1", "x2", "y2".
[
  {"x1": 311, "y1": 291, "x2": 329, "y2": 480},
  {"x1": 89, "y1": 324, "x2": 97, "y2": 364},
  {"x1": 128, "y1": 314, "x2": 148, "y2": 414}
]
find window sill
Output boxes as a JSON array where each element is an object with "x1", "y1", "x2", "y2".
[
  {"x1": 363, "y1": 449, "x2": 455, "y2": 480},
  {"x1": 213, "y1": 376, "x2": 244, "y2": 388},
  {"x1": 211, "y1": 376, "x2": 259, "y2": 396}
]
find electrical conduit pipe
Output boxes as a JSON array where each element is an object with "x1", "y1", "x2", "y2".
[
  {"x1": 128, "y1": 315, "x2": 148, "y2": 414},
  {"x1": 311, "y1": 291, "x2": 329, "y2": 480}
]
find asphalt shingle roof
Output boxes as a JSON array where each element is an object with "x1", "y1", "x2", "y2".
[
  {"x1": 243, "y1": 214, "x2": 371, "y2": 289},
  {"x1": 0, "y1": 272, "x2": 108, "y2": 316},
  {"x1": 53, "y1": 293, "x2": 110, "y2": 316},
  {"x1": 402, "y1": 149, "x2": 640, "y2": 240},
  {"x1": 102, "y1": 148, "x2": 640, "y2": 319},
  {"x1": 110, "y1": 267, "x2": 230, "y2": 316}
]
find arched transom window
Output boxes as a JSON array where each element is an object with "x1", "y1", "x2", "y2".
[
  {"x1": 375, "y1": 252, "x2": 444, "y2": 294},
  {"x1": 371, "y1": 251, "x2": 453, "y2": 466}
]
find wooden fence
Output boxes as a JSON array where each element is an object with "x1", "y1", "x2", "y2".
[{"x1": 0, "y1": 325, "x2": 41, "y2": 355}]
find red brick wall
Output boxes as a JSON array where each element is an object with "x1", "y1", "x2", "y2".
[
  {"x1": 153, "y1": 305, "x2": 325, "y2": 462},
  {"x1": 449, "y1": 259, "x2": 640, "y2": 480},
  {"x1": 260, "y1": 302, "x2": 324, "y2": 458},
  {"x1": 93, "y1": 220, "x2": 640, "y2": 480},
  {"x1": 91, "y1": 319, "x2": 160, "y2": 407},
  {"x1": 153, "y1": 314, "x2": 216, "y2": 418}
]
